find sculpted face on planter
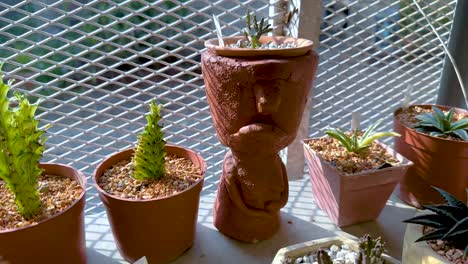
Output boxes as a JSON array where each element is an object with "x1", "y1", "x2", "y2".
[{"x1": 202, "y1": 46, "x2": 318, "y2": 242}]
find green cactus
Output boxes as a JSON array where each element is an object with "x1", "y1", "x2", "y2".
[
  {"x1": 133, "y1": 100, "x2": 166, "y2": 180},
  {"x1": 356, "y1": 234, "x2": 385, "y2": 264},
  {"x1": 403, "y1": 187, "x2": 468, "y2": 258},
  {"x1": 316, "y1": 248, "x2": 332, "y2": 264},
  {"x1": 242, "y1": 10, "x2": 272, "y2": 49},
  {"x1": 0, "y1": 68, "x2": 46, "y2": 219},
  {"x1": 415, "y1": 106, "x2": 468, "y2": 141}
]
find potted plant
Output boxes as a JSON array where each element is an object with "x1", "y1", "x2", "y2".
[
  {"x1": 303, "y1": 118, "x2": 413, "y2": 226},
  {"x1": 0, "y1": 70, "x2": 86, "y2": 263},
  {"x1": 201, "y1": 11, "x2": 319, "y2": 242},
  {"x1": 272, "y1": 234, "x2": 401, "y2": 264},
  {"x1": 393, "y1": 105, "x2": 468, "y2": 208},
  {"x1": 93, "y1": 100, "x2": 206, "y2": 263},
  {"x1": 402, "y1": 187, "x2": 467, "y2": 263}
]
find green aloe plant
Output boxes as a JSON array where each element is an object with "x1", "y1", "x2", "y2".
[
  {"x1": 242, "y1": 11, "x2": 272, "y2": 49},
  {"x1": 132, "y1": 100, "x2": 166, "y2": 180},
  {"x1": 0, "y1": 68, "x2": 47, "y2": 219},
  {"x1": 356, "y1": 234, "x2": 386, "y2": 264},
  {"x1": 326, "y1": 119, "x2": 400, "y2": 153},
  {"x1": 403, "y1": 187, "x2": 468, "y2": 258},
  {"x1": 415, "y1": 106, "x2": 468, "y2": 141}
]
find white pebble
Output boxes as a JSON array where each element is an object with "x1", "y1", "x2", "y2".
[{"x1": 330, "y1": 245, "x2": 340, "y2": 252}]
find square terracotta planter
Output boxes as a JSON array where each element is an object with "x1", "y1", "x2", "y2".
[
  {"x1": 272, "y1": 236, "x2": 401, "y2": 264},
  {"x1": 303, "y1": 139, "x2": 413, "y2": 227}
]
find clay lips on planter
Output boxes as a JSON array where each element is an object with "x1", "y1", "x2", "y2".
[
  {"x1": 393, "y1": 104, "x2": 468, "y2": 207},
  {"x1": 202, "y1": 35, "x2": 318, "y2": 242}
]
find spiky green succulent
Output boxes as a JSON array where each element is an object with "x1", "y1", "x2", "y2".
[
  {"x1": 133, "y1": 100, "x2": 166, "y2": 180},
  {"x1": 316, "y1": 248, "x2": 332, "y2": 264},
  {"x1": 403, "y1": 187, "x2": 468, "y2": 258},
  {"x1": 0, "y1": 68, "x2": 46, "y2": 219},
  {"x1": 326, "y1": 118, "x2": 400, "y2": 153},
  {"x1": 356, "y1": 234, "x2": 385, "y2": 264},
  {"x1": 242, "y1": 10, "x2": 272, "y2": 48},
  {"x1": 415, "y1": 106, "x2": 468, "y2": 141}
]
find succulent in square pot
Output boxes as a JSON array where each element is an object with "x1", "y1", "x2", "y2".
[
  {"x1": 0, "y1": 71, "x2": 86, "y2": 264},
  {"x1": 393, "y1": 104, "x2": 468, "y2": 208},
  {"x1": 93, "y1": 100, "x2": 206, "y2": 264},
  {"x1": 303, "y1": 118, "x2": 413, "y2": 227},
  {"x1": 272, "y1": 234, "x2": 401, "y2": 264},
  {"x1": 402, "y1": 187, "x2": 468, "y2": 263},
  {"x1": 201, "y1": 11, "x2": 319, "y2": 242}
]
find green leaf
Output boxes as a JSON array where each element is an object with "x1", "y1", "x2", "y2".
[
  {"x1": 414, "y1": 228, "x2": 446, "y2": 242},
  {"x1": 451, "y1": 118, "x2": 468, "y2": 131},
  {"x1": 360, "y1": 118, "x2": 383, "y2": 142},
  {"x1": 429, "y1": 131, "x2": 445, "y2": 137},
  {"x1": 359, "y1": 132, "x2": 400, "y2": 148},
  {"x1": 446, "y1": 108, "x2": 455, "y2": 122},
  {"x1": 326, "y1": 129, "x2": 353, "y2": 152},
  {"x1": 423, "y1": 204, "x2": 465, "y2": 222},
  {"x1": 403, "y1": 214, "x2": 452, "y2": 229},
  {"x1": 432, "y1": 107, "x2": 447, "y2": 131},
  {"x1": 432, "y1": 187, "x2": 468, "y2": 210},
  {"x1": 443, "y1": 217, "x2": 468, "y2": 239},
  {"x1": 450, "y1": 129, "x2": 468, "y2": 141}
]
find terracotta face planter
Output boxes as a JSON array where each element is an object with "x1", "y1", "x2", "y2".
[
  {"x1": 393, "y1": 104, "x2": 468, "y2": 208},
  {"x1": 93, "y1": 145, "x2": 206, "y2": 264},
  {"x1": 272, "y1": 236, "x2": 401, "y2": 264},
  {"x1": 0, "y1": 163, "x2": 87, "y2": 264},
  {"x1": 201, "y1": 36, "x2": 318, "y2": 242},
  {"x1": 303, "y1": 140, "x2": 413, "y2": 227}
]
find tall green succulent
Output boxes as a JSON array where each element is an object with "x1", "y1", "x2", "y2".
[
  {"x1": 403, "y1": 187, "x2": 468, "y2": 258},
  {"x1": 415, "y1": 106, "x2": 468, "y2": 141},
  {"x1": 356, "y1": 234, "x2": 385, "y2": 264},
  {"x1": 133, "y1": 100, "x2": 166, "y2": 180},
  {"x1": 326, "y1": 118, "x2": 400, "y2": 153},
  {"x1": 0, "y1": 69, "x2": 46, "y2": 219},
  {"x1": 242, "y1": 11, "x2": 272, "y2": 48}
]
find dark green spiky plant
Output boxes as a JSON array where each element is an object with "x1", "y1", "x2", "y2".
[
  {"x1": 356, "y1": 234, "x2": 386, "y2": 264},
  {"x1": 403, "y1": 187, "x2": 468, "y2": 258},
  {"x1": 133, "y1": 100, "x2": 166, "y2": 180},
  {"x1": 326, "y1": 118, "x2": 400, "y2": 153},
  {"x1": 316, "y1": 248, "x2": 332, "y2": 264},
  {"x1": 415, "y1": 106, "x2": 468, "y2": 141},
  {"x1": 0, "y1": 69, "x2": 46, "y2": 219},
  {"x1": 242, "y1": 11, "x2": 272, "y2": 49}
]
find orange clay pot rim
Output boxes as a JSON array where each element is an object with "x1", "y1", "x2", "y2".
[
  {"x1": 0, "y1": 163, "x2": 86, "y2": 234},
  {"x1": 393, "y1": 104, "x2": 468, "y2": 144},
  {"x1": 302, "y1": 137, "x2": 413, "y2": 178},
  {"x1": 204, "y1": 36, "x2": 314, "y2": 51},
  {"x1": 93, "y1": 145, "x2": 206, "y2": 203}
]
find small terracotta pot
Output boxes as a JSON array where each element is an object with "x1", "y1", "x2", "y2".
[
  {"x1": 272, "y1": 236, "x2": 401, "y2": 264},
  {"x1": 0, "y1": 163, "x2": 87, "y2": 264},
  {"x1": 93, "y1": 145, "x2": 206, "y2": 264},
  {"x1": 393, "y1": 104, "x2": 468, "y2": 208},
  {"x1": 303, "y1": 140, "x2": 413, "y2": 227}
]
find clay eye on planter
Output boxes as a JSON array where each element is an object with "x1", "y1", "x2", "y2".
[{"x1": 254, "y1": 84, "x2": 281, "y2": 115}]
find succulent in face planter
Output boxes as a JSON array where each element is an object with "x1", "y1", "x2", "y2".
[
  {"x1": 272, "y1": 234, "x2": 400, "y2": 264},
  {"x1": 202, "y1": 12, "x2": 318, "y2": 242},
  {"x1": 94, "y1": 100, "x2": 206, "y2": 263},
  {"x1": 393, "y1": 104, "x2": 468, "y2": 208},
  {"x1": 303, "y1": 118, "x2": 412, "y2": 226},
  {"x1": 240, "y1": 11, "x2": 273, "y2": 49},
  {"x1": 402, "y1": 187, "x2": 468, "y2": 263},
  {"x1": 0, "y1": 69, "x2": 86, "y2": 264}
]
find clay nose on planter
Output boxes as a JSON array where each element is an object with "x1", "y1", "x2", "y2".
[{"x1": 254, "y1": 84, "x2": 281, "y2": 114}]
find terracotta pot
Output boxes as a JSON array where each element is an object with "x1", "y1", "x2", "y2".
[
  {"x1": 402, "y1": 211, "x2": 450, "y2": 264},
  {"x1": 201, "y1": 36, "x2": 318, "y2": 242},
  {"x1": 0, "y1": 163, "x2": 87, "y2": 264},
  {"x1": 393, "y1": 104, "x2": 468, "y2": 208},
  {"x1": 303, "y1": 139, "x2": 413, "y2": 227},
  {"x1": 272, "y1": 236, "x2": 401, "y2": 264},
  {"x1": 93, "y1": 145, "x2": 206, "y2": 264}
]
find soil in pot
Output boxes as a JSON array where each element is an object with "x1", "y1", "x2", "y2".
[
  {"x1": 423, "y1": 226, "x2": 468, "y2": 264},
  {"x1": 306, "y1": 136, "x2": 400, "y2": 174},
  {"x1": 0, "y1": 174, "x2": 83, "y2": 231},
  {"x1": 97, "y1": 154, "x2": 202, "y2": 199}
]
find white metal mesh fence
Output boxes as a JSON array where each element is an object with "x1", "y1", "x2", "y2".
[{"x1": 0, "y1": 0, "x2": 456, "y2": 214}]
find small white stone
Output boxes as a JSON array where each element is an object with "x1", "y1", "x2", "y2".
[
  {"x1": 330, "y1": 245, "x2": 340, "y2": 252},
  {"x1": 341, "y1": 244, "x2": 350, "y2": 251}
]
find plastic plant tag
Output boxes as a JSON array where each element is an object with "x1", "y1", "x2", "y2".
[
  {"x1": 351, "y1": 112, "x2": 360, "y2": 131},
  {"x1": 133, "y1": 256, "x2": 148, "y2": 264},
  {"x1": 212, "y1": 14, "x2": 224, "y2": 47},
  {"x1": 401, "y1": 84, "x2": 413, "y2": 110}
]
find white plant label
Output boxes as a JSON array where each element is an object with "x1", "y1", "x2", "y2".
[
  {"x1": 351, "y1": 112, "x2": 360, "y2": 131},
  {"x1": 402, "y1": 84, "x2": 414, "y2": 109},
  {"x1": 212, "y1": 14, "x2": 224, "y2": 47}
]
